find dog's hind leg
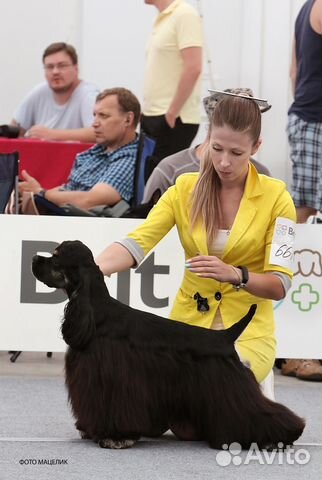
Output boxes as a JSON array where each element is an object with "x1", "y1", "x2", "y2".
[{"x1": 98, "y1": 438, "x2": 138, "y2": 449}]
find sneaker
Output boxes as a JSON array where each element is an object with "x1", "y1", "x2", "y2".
[
  {"x1": 296, "y1": 359, "x2": 322, "y2": 381},
  {"x1": 281, "y1": 359, "x2": 304, "y2": 377}
]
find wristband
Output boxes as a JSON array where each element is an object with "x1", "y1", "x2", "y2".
[
  {"x1": 37, "y1": 189, "x2": 47, "y2": 198},
  {"x1": 232, "y1": 266, "x2": 249, "y2": 291}
]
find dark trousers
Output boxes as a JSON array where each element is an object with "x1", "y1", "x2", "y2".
[{"x1": 141, "y1": 114, "x2": 199, "y2": 164}]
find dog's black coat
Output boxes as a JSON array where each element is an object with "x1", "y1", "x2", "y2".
[{"x1": 32, "y1": 240, "x2": 305, "y2": 449}]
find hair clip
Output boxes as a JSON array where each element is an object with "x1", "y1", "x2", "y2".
[
  {"x1": 206, "y1": 89, "x2": 272, "y2": 113},
  {"x1": 193, "y1": 292, "x2": 209, "y2": 313}
]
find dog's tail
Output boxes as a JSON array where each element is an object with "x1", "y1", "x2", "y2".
[{"x1": 224, "y1": 304, "x2": 257, "y2": 343}]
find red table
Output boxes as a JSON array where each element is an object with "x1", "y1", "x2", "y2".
[{"x1": 0, "y1": 138, "x2": 92, "y2": 188}]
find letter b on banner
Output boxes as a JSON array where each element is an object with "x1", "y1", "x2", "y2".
[{"x1": 20, "y1": 241, "x2": 67, "y2": 304}]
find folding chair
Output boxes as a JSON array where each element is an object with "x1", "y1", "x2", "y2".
[
  {"x1": 0, "y1": 151, "x2": 19, "y2": 214},
  {"x1": 33, "y1": 133, "x2": 157, "y2": 218},
  {"x1": 132, "y1": 132, "x2": 157, "y2": 206},
  {"x1": 0, "y1": 152, "x2": 22, "y2": 361}
]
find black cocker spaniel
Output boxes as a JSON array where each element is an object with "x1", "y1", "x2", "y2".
[{"x1": 32, "y1": 240, "x2": 305, "y2": 450}]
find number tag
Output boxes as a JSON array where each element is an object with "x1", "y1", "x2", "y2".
[{"x1": 269, "y1": 217, "x2": 295, "y2": 269}]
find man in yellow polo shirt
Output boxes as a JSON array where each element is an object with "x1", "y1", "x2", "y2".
[{"x1": 141, "y1": 0, "x2": 203, "y2": 163}]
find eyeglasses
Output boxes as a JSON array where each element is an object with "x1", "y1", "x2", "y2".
[{"x1": 44, "y1": 63, "x2": 74, "y2": 72}]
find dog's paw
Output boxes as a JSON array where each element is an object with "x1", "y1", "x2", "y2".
[
  {"x1": 79, "y1": 430, "x2": 91, "y2": 440},
  {"x1": 98, "y1": 438, "x2": 137, "y2": 449}
]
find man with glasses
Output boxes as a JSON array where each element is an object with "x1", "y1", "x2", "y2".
[{"x1": 11, "y1": 42, "x2": 99, "y2": 143}]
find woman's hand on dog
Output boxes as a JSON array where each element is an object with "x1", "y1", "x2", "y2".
[{"x1": 185, "y1": 255, "x2": 241, "y2": 284}]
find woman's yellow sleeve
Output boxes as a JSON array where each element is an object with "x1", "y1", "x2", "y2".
[{"x1": 127, "y1": 185, "x2": 177, "y2": 256}]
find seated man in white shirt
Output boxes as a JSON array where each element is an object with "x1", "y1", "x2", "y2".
[{"x1": 11, "y1": 42, "x2": 99, "y2": 143}]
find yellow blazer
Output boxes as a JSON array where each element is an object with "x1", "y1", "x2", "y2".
[{"x1": 128, "y1": 164, "x2": 296, "y2": 361}]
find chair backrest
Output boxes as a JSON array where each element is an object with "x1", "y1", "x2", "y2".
[
  {"x1": 132, "y1": 133, "x2": 156, "y2": 207},
  {"x1": 0, "y1": 152, "x2": 19, "y2": 213}
]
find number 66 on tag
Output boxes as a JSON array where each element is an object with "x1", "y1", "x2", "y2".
[{"x1": 269, "y1": 217, "x2": 295, "y2": 269}]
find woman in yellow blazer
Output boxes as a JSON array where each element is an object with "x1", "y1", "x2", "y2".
[{"x1": 96, "y1": 92, "x2": 296, "y2": 384}]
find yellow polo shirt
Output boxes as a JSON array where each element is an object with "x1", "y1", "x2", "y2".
[{"x1": 143, "y1": 0, "x2": 203, "y2": 123}]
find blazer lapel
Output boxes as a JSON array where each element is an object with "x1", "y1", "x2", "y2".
[
  {"x1": 191, "y1": 220, "x2": 209, "y2": 256},
  {"x1": 223, "y1": 163, "x2": 263, "y2": 259},
  {"x1": 223, "y1": 200, "x2": 257, "y2": 258}
]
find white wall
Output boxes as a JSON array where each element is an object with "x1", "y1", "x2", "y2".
[
  {"x1": 81, "y1": 1, "x2": 155, "y2": 96},
  {"x1": 0, "y1": 0, "x2": 306, "y2": 183},
  {"x1": 0, "y1": 0, "x2": 80, "y2": 120}
]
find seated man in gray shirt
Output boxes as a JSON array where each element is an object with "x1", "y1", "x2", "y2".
[
  {"x1": 11, "y1": 42, "x2": 99, "y2": 143},
  {"x1": 143, "y1": 88, "x2": 271, "y2": 204}
]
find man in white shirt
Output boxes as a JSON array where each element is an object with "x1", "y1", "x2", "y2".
[{"x1": 11, "y1": 42, "x2": 99, "y2": 143}]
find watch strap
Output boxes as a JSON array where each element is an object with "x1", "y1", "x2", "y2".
[
  {"x1": 233, "y1": 266, "x2": 249, "y2": 291},
  {"x1": 237, "y1": 265, "x2": 249, "y2": 285},
  {"x1": 37, "y1": 189, "x2": 47, "y2": 198}
]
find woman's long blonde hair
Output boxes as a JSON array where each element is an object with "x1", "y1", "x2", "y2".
[{"x1": 190, "y1": 95, "x2": 262, "y2": 243}]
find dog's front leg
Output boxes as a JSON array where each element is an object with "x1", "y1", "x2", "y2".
[
  {"x1": 75, "y1": 421, "x2": 91, "y2": 440},
  {"x1": 98, "y1": 438, "x2": 138, "y2": 449}
]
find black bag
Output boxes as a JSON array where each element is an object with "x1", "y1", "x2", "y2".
[{"x1": 0, "y1": 125, "x2": 20, "y2": 138}]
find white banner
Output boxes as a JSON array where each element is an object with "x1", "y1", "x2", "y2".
[{"x1": 0, "y1": 215, "x2": 321, "y2": 358}]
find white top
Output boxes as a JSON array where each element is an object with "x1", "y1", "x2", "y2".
[
  {"x1": 13, "y1": 81, "x2": 100, "y2": 131},
  {"x1": 209, "y1": 229, "x2": 230, "y2": 258}
]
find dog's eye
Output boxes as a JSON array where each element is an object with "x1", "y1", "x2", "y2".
[{"x1": 52, "y1": 256, "x2": 60, "y2": 266}]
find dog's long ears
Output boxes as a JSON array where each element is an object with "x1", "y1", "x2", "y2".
[
  {"x1": 224, "y1": 304, "x2": 257, "y2": 343},
  {"x1": 61, "y1": 268, "x2": 96, "y2": 350}
]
